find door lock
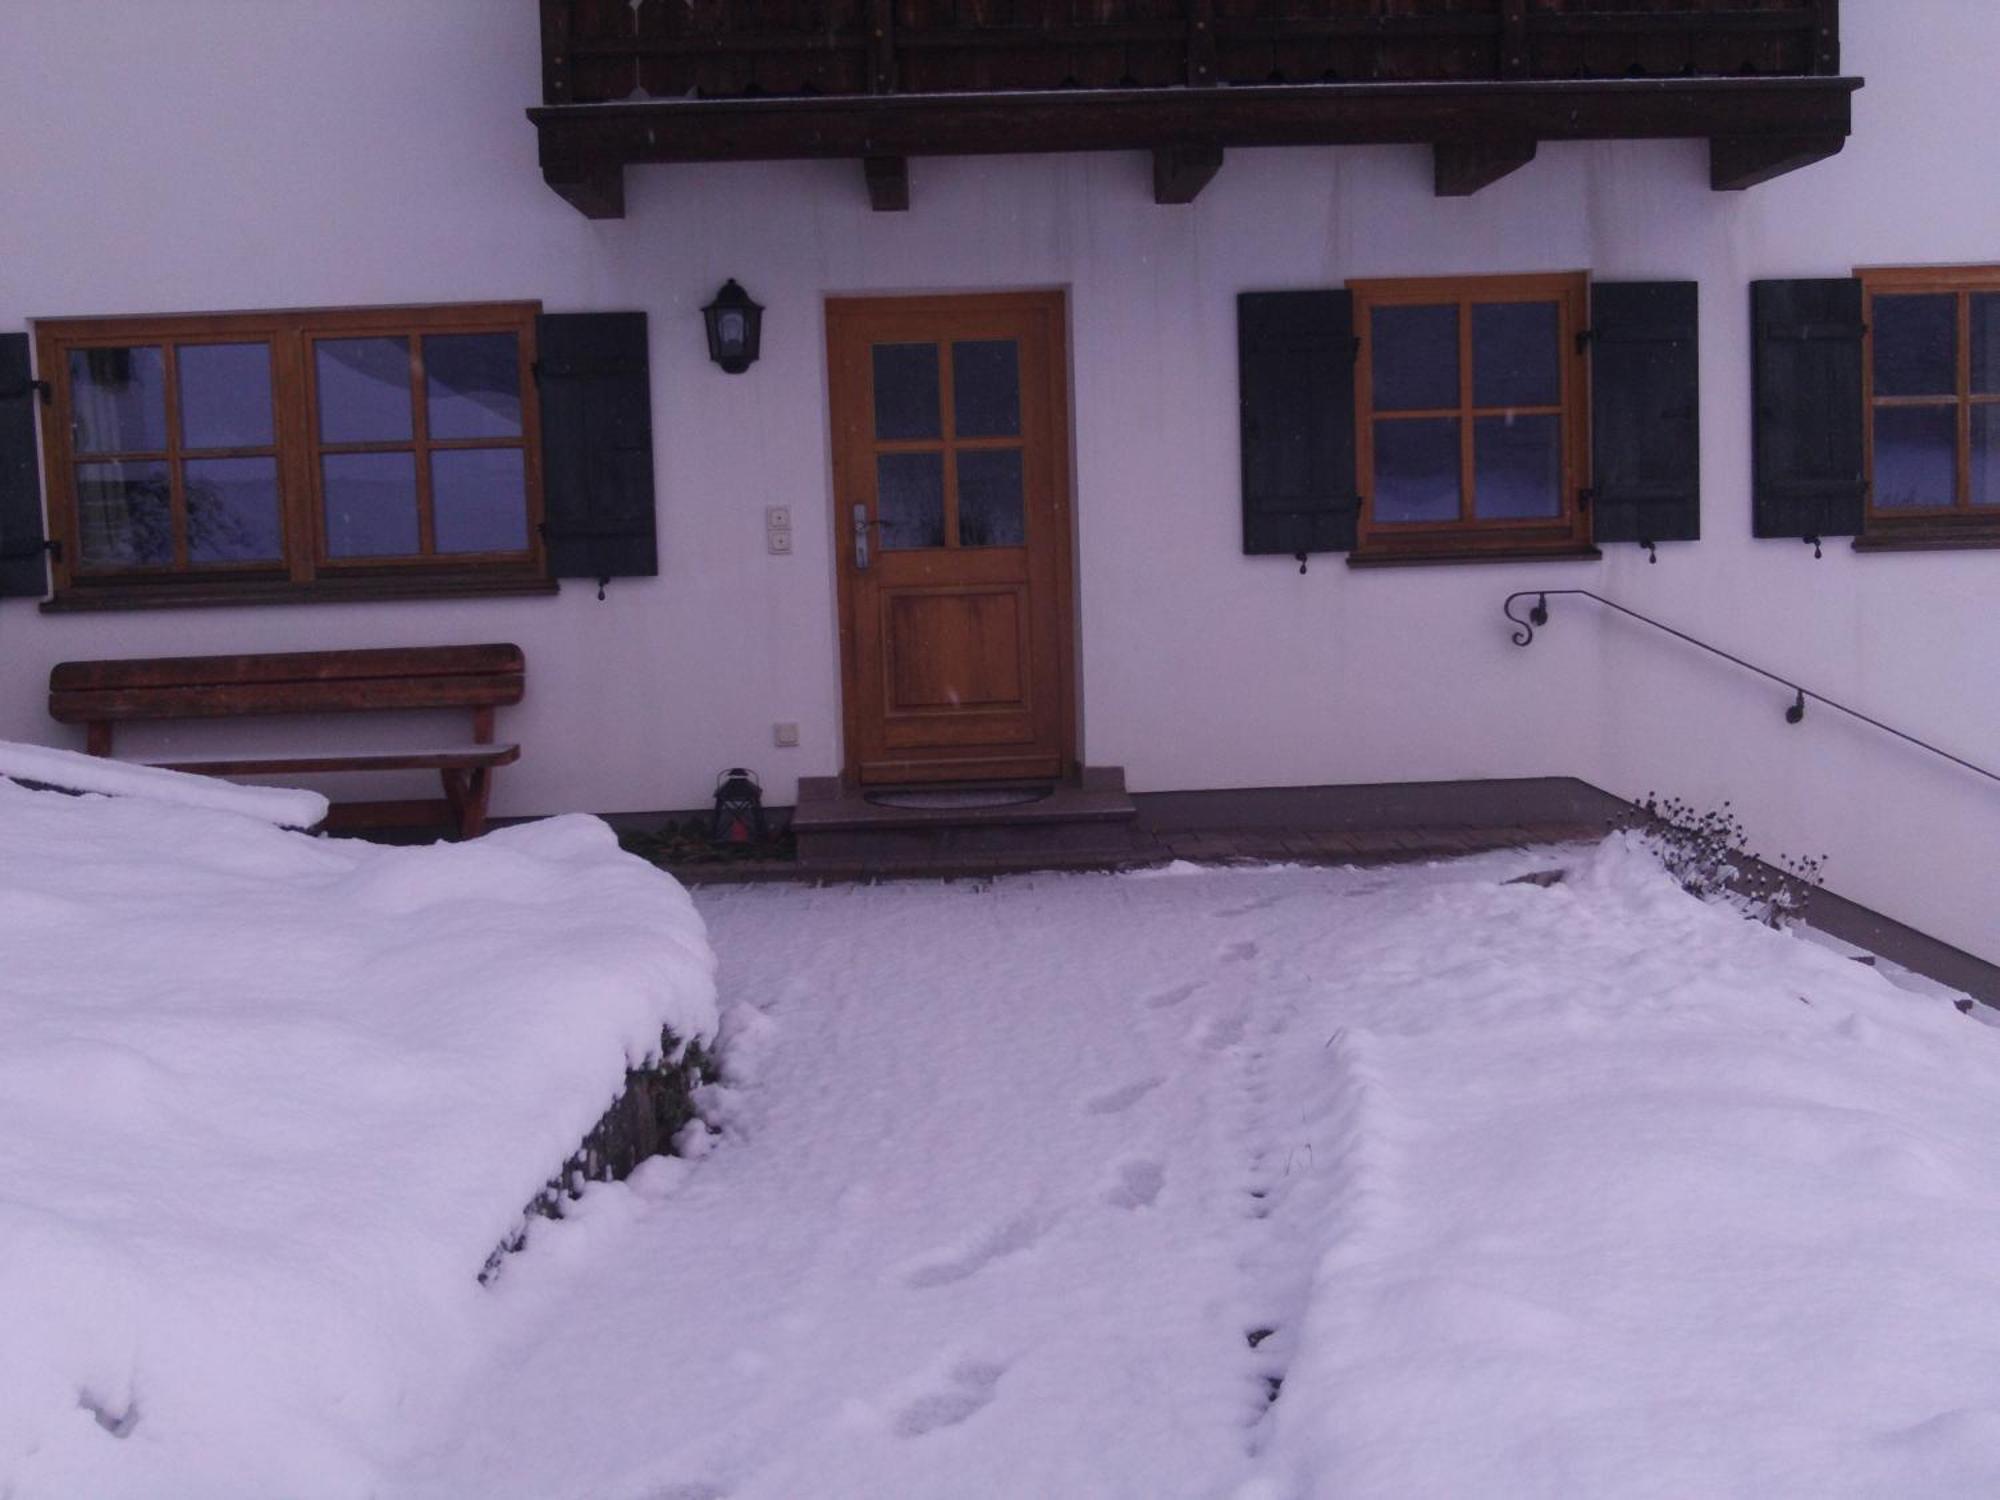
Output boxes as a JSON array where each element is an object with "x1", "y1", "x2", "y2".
[{"x1": 852, "y1": 503, "x2": 871, "y2": 570}]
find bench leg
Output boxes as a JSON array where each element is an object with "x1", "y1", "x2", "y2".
[{"x1": 439, "y1": 767, "x2": 494, "y2": 840}]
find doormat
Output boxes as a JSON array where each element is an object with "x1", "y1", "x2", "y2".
[{"x1": 865, "y1": 786, "x2": 1054, "y2": 811}]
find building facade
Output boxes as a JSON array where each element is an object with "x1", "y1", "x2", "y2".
[{"x1": 1, "y1": 1, "x2": 1995, "y2": 966}]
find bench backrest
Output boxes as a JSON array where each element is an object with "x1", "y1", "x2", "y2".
[{"x1": 49, "y1": 644, "x2": 525, "y2": 724}]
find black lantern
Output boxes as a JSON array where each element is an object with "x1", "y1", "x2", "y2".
[
  {"x1": 710, "y1": 767, "x2": 768, "y2": 844},
  {"x1": 702, "y1": 279, "x2": 763, "y2": 374}
]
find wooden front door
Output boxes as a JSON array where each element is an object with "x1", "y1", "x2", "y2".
[{"x1": 827, "y1": 292, "x2": 1075, "y2": 785}]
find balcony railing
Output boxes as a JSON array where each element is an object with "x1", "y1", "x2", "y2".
[{"x1": 530, "y1": 0, "x2": 1855, "y2": 216}]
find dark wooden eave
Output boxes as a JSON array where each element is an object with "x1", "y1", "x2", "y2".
[{"x1": 530, "y1": 75, "x2": 1859, "y2": 219}]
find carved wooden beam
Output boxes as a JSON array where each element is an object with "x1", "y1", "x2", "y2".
[
  {"x1": 1153, "y1": 145, "x2": 1223, "y2": 205},
  {"x1": 543, "y1": 161, "x2": 626, "y2": 220},
  {"x1": 1710, "y1": 132, "x2": 1845, "y2": 191},
  {"x1": 1433, "y1": 138, "x2": 1537, "y2": 196},
  {"x1": 864, "y1": 155, "x2": 910, "y2": 211}
]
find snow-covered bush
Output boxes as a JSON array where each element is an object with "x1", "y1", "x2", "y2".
[{"x1": 1620, "y1": 792, "x2": 1825, "y2": 928}]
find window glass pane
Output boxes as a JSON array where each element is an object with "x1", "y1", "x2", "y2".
[
  {"x1": 432, "y1": 448, "x2": 529, "y2": 554},
  {"x1": 1872, "y1": 294, "x2": 1956, "y2": 397},
  {"x1": 178, "y1": 343, "x2": 274, "y2": 450},
  {"x1": 185, "y1": 457, "x2": 282, "y2": 563},
  {"x1": 425, "y1": 333, "x2": 522, "y2": 441},
  {"x1": 1872, "y1": 405, "x2": 1956, "y2": 508},
  {"x1": 316, "y1": 337, "x2": 413, "y2": 443},
  {"x1": 1972, "y1": 406, "x2": 2000, "y2": 508},
  {"x1": 873, "y1": 343, "x2": 941, "y2": 441},
  {"x1": 323, "y1": 451, "x2": 420, "y2": 557},
  {"x1": 876, "y1": 451, "x2": 945, "y2": 549},
  {"x1": 952, "y1": 340, "x2": 1020, "y2": 438},
  {"x1": 69, "y1": 347, "x2": 167, "y2": 453},
  {"x1": 956, "y1": 449, "x2": 1024, "y2": 547},
  {"x1": 1473, "y1": 413, "x2": 1562, "y2": 519},
  {"x1": 1971, "y1": 294, "x2": 2000, "y2": 395},
  {"x1": 1371, "y1": 305, "x2": 1458, "y2": 412},
  {"x1": 1372, "y1": 417, "x2": 1460, "y2": 523},
  {"x1": 1472, "y1": 302, "x2": 1559, "y2": 408},
  {"x1": 75, "y1": 460, "x2": 172, "y2": 565}
]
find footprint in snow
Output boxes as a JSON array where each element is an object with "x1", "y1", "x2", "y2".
[
  {"x1": 1145, "y1": 982, "x2": 1200, "y2": 1010},
  {"x1": 903, "y1": 1211, "x2": 1049, "y2": 1289},
  {"x1": 1103, "y1": 1158, "x2": 1165, "y2": 1210},
  {"x1": 1086, "y1": 1076, "x2": 1162, "y2": 1116},
  {"x1": 1218, "y1": 893, "x2": 1284, "y2": 918},
  {"x1": 894, "y1": 1360, "x2": 1006, "y2": 1438},
  {"x1": 1222, "y1": 939, "x2": 1260, "y2": 964},
  {"x1": 1198, "y1": 1012, "x2": 1248, "y2": 1051}
]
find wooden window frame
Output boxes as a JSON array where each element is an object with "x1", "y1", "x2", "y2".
[
  {"x1": 1351, "y1": 271, "x2": 1593, "y2": 564},
  {"x1": 33, "y1": 302, "x2": 552, "y2": 611},
  {"x1": 1858, "y1": 265, "x2": 2000, "y2": 550}
]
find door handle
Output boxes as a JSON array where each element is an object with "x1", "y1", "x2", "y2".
[{"x1": 852, "y1": 503, "x2": 871, "y2": 571}]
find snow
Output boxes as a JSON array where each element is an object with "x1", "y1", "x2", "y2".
[
  {"x1": 0, "y1": 737, "x2": 328, "y2": 828},
  {"x1": 386, "y1": 838, "x2": 2000, "y2": 1500},
  {"x1": 0, "y1": 779, "x2": 716, "y2": 1499},
  {"x1": 7, "y1": 798, "x2": 2000, "y2": 1499}
]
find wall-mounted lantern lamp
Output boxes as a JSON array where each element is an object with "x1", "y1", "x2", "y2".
[{"x1": 702, "y1": 279, "x2": 763, "y2": 374}]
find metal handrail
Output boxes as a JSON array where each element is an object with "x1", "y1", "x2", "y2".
[{"x1": 1502, "y1": 589, "x2": 2000, "y2": 788}]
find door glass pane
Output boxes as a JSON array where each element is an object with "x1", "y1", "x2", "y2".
[
  {"x1": 952, "y1": 340, "x2": 1020, "y2": 438},
  {"x1": 1472, "y1": 302, "x2": 1559, "y2": 408},
  {"x1": 876, "y1": 452, "x2": 945, "y2": 549},
  {"x1": 323, "y1": 451, "x2": 420, "y2": 556},
  {"x1": 426, "y1": 333, "x2": 522, "y2": 440},
  {"x1": 872, "y1": 343, "x2": 941, "y2": 441},
  {"x1": 179, "y1": 343, "x2": 274, "y2": 450},
  {"x1": 957, "y1": 449, "x2": 1024, "y2": 547},
  {"x1": 1872, "y1": 294, "x2": 1956, "y2": 397},
  {"x1": 69, "y1": 347, "x2": 167, "y2": 453},
  {"x1": 1373, "y1": 417, "x2": 1460, "y2": 523},
  {"x1": 1371, "y1": 305, "x2": 1458, "y2": 412},
  {"x1": 316, "y1": 337, "x2": 413, "y2": 443},
  {"x1": 1872, "y1": 405, "x2": 1956, "y2": 508},
  {"x1": 1474, "y1": 413, "x2": 1562, "y2": 519},
  {"x1": 1971, "y1": 294, "x2": 2000, "y2": 395},
  {"x1": 185, "y1": 457, "x2": 282, "y2": 562},
  {"x1": 75, "y1": 460, "x2": 172, "y2": 565},
  {"x1": 432, "y1": 448, "x2": 528, "y2": 553},
  {"x1": 1972, "y1": 406, "x2": 2000, "y2": 507}
]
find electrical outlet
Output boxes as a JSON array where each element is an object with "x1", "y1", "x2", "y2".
[
  {"x1": 767, "y1": 529, "x2": 793, "y2": 555},
  {"x1": 773, "y1": 722, "x2": 800, "y2": 748},
  {"x1": 765, "y1": 505, "x2": 792, "y2": 530}
]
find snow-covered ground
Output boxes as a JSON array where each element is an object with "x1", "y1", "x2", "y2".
[
  {"x1": 7, "y1": 755, "x2": 2000, "y2": 1499},
  {"x1": 394, "y1": 844, "x2": 2000, "y2": 1500},
  {"x1": 0, "y1": 764, "x2": 715, "y2": 1499}
]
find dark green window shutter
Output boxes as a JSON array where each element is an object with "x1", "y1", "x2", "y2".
[
  {"x1": 535, "y1": 311, "x2": 658, "y2": 583},
  {"x1": 1238, "y1": 290, "x2": 1357, "y2": 557},
  {"x1": 0, "y1": 333, "x2": 50, "y2": 599},
  {"x1": 1591, "y1": 282, "x2": 1700, "y2": 547},
  {"x1": 1751, "y1": 278, "x2": 1866, "y2": 540}
]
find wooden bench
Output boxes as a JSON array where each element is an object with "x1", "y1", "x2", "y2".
[{"x1": 48, "y1": 644, "x2": 525, "y2": 839}]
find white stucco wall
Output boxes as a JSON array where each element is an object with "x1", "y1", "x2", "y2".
[{"x1": 1, "y1": 1, "x2": 1994, "y2": 962}]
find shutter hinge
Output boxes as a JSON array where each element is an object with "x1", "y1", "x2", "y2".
[
  {"x1": 1802, "y1": 534, "x2": 1823, "y2": 559},
  {"x1": 529, "y1": 359, "x2": 542, "y2": 385},
  {"x1": 1575, "y1": 328, "x2": 1596, "y2": 354},
  {"x1": 1351, "y1": 336, "x2": 1361, "y2": 365},
  {"x1": 1640, "y1": 539, "x2": 1657, "y2": 564},
  {"x1": 1577, "y1": 486, "x2": 1597, "y2": 512},
  {"x1": 0, "y1": 537, "x2": 59, "y2": 562},
  {"x1": 0, "y1": 379, "x2": 52, "y2": 405}
]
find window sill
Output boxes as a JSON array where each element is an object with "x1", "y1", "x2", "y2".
[
  {"x1": 1347, "y1": 543, "x2": 1602, "y2": 569},
  {"x1": 41, "y1": 573, "x2": 561, "y2": 614},
  {"x1": 1852, "y1": 526, "x2": 2000, "y2": 554}
]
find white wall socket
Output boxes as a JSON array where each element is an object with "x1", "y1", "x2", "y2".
[
  {"x1": 773, "y1": 722, "x2": 800, "y2": 748},
  {"x1": 765, "y1": 505, "x2": 792, "y2": 529},
  {"x1": 767, "y1": 529, "x2": 793, "y2": 554}
]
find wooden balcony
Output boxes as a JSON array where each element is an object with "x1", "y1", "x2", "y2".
[{"x1": 529, "y1": 0, "x2": 1858, "y2": 216}]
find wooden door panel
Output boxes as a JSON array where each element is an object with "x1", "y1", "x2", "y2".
[{"x1": 828, "y1": 292, "x2": 1075, "y2": 785}]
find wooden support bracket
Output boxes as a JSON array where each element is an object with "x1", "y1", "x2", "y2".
[
  {"x1": 1153, "y1": 144, "x2": 1223, "y2": 205},
  {"x1": 543, "y1": 161, "x2": 626, "y2": 220},
  {"x1": 864, "y1": 155, "x2": 910, "y2": 211},
  {"x1": 1433, "y1": 138, "x2": 1537, "y2": 197},
  {"x1": 1709, "y1": 132, "x2": 1846, "y2": 191}
]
